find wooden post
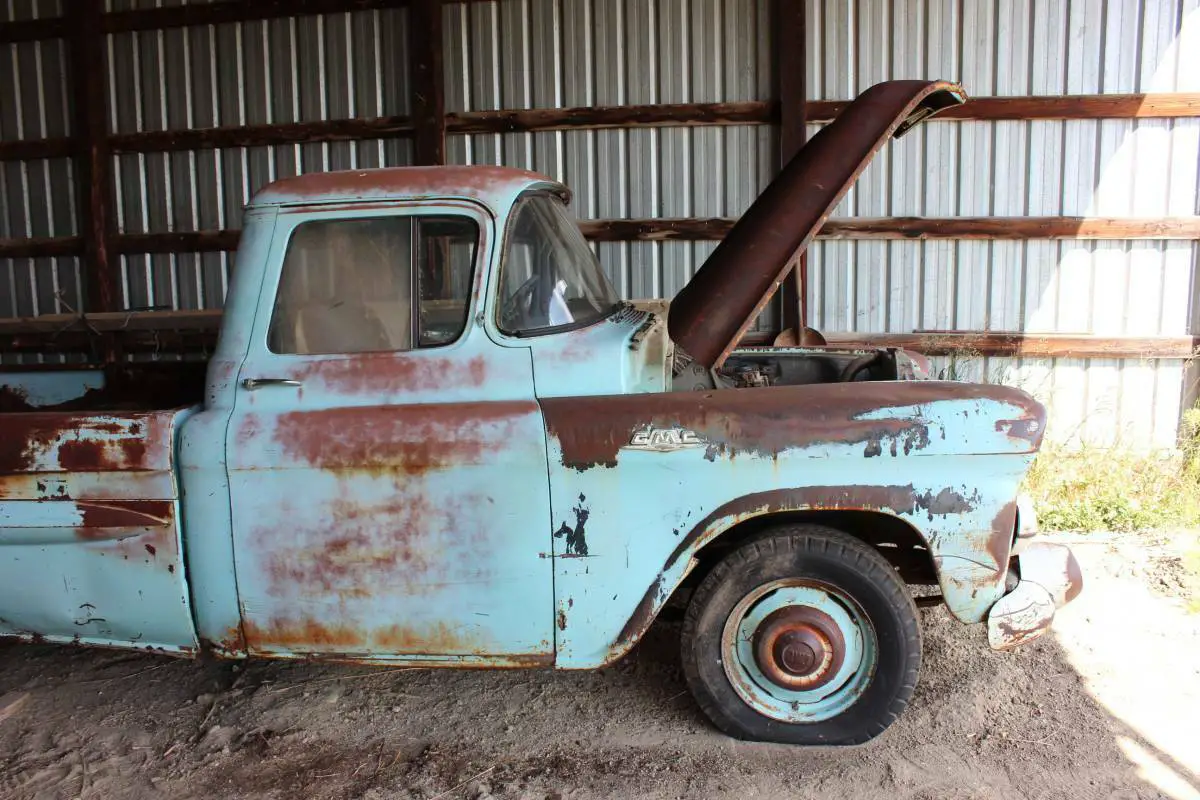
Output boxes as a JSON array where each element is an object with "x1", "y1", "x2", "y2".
[
  {"x1": 68, "y1": 0, "x2": 117, "y2": 317},
  {"x1": 408, "y1": 0, "x2": 446, "y2": 165},
  {"x1": 776, "y1": 0, "x2": 806, "y2": 337}
]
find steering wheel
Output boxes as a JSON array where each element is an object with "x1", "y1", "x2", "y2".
[{"x1": 500, "y1": 274, "x2": 542, "y2": 330}]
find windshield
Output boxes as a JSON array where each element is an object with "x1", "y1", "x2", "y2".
[{"x1": 497, "y1": 195, "x2": 621, "y2": 335}]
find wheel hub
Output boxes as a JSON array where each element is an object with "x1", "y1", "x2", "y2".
[{"x1": 753, "y1": 606, "x2": 846, "y2": 691}]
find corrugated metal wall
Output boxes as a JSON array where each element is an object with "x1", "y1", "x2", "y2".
[
  {"x1": 104, "y1": 0, "x2": 413, "y2": 313},
  {"x1": 806, "y1": 0, "x2": 1200, "y2": 447},
  {"x1": 0, "y1": 0, "x2": 78, "y2": 321},
  {"x1": 3, "y1": 0, "x2": 1199, "y2": 448},
  {"x1": 442, "y1": 0, "x2": 776, "y2": 321}
]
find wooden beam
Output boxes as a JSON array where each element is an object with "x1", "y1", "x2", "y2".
[
  {"x1": 5, "y1": 215, "x2": 1198, "y2": 261},
  {"x1": 775, "y1": 0, "x2": 807, "y2": 335},
  {"x1": 816, "y1": 332, "x2": 1197, "y2": 360},
  {"x1": 0, "y1": 137, "x2": 76, "y2": 163},
  {"x1": 109, "y1": 117, "x2": 413, "y2": 155},
  {"x1": 408, "y1": 0, "x2": 446, "y2": 165},
  {"x1": 10, "y1": 92, "x2": 1197, "y2": 166},
  {"x1": 98, "y1": 0, "x2": 494, "y2": 34},
  {"x1": 584, "y1": 216, "x2": 1200, "y2": 241},
  {"x1": 0, "y1": 309, "x2": 223, "y2": 336},
  {"x1": 68, "y1": 0, "x2": 117, "y2": 315},
  {"x1": 101, "y1": 0, "x2": 410, "y2": 34},
  {"x1": 817, "y1": 216, "x2": 1200, "y2": 240},
  {"x1": 446, "y1": 101, "x2": 775, "y2": 134},
  {"x1": 0, "y1": 236, "x2": 84, "y2": 259},
  {"x1": 806, "y1": 92, "x2": 1200, "y2": 123},
  {"x1": 2, "y1": 313, "x2": 1191, "y2": 362},
  {"x1": 0, "y1": 16, "x2": 65, "y2": 43}
]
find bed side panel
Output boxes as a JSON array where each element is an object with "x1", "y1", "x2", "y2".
[{"x1": 0, "y1": 408, "x2": 199, "y2": 652}]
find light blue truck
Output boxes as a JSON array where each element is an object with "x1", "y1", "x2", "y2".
[{"x1": 0, "y1": 80, "x2": 1080, "y2": 745}]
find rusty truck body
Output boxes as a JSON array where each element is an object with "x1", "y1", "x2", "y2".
[{"x1": 0, "y1": 80, "x2": 1081, "y2": 744}]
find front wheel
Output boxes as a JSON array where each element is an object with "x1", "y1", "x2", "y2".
[{"x1": 680, "y1": 525, "x2": 921, "y2": 745}]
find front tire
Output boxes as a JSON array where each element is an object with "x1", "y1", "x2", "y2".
[{"x1": 680, "y1": 525, "x2": 921, "y2": 745}]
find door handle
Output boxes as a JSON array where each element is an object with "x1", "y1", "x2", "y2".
[{"x1": 241, "y1": 377, "x2": 302, "y2": 391}]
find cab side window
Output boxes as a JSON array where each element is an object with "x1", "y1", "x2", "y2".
[{"x1": 267, "y1": 215, "x2": 478, "y2": 355}]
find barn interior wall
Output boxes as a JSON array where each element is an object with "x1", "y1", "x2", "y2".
[
  {"x1": 805, "y1": 0, "x2": 1200, "y2": 448},
  {"x1": 2, "y1": 0, "x2": 1199, "y2": 449}
]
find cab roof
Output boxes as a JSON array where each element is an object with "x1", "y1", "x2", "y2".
[{"x1": 247, "y1": 165, "x2": 567, "y2": 213}]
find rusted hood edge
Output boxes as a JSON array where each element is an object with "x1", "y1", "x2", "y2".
[{"x1": 667, "y1": 79, "x2": 967, "y2": 370}]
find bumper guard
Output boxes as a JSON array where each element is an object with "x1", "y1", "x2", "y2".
[{"x1": 986, "y1": 541, "x2": 1083, "y2": 650}]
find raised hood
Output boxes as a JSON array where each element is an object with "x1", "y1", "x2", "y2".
[{"x1": 668, "y1": 79, "x2": 966, "y2": 369}]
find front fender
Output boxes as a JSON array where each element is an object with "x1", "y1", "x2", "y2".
[{"x1": 539, "y1": 381, "x2": 1042, "y2": 669}]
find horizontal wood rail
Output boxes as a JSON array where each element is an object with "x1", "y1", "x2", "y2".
[
  {"x1": 107, "y1": 117, "x2": 415, "y2": 155},
  {"x1": 1, "y1": 311, "x2": 1192, "y2": 360},
  {"x1": 0, "y1": 138, "x2": 74, "y2": 162},
  {"x1": 0, "y1": 16, "x2": 64, "y2": 43},
  {"x1": 817, "y1": 332, "x2": 1197, "y2": 360},
  {"x1": 6, "y1": 92, "x2": 1200, "y2": 163},
  {"x1": 807, "y1": 92, "x2": 1200, "y2": 123},
  {"x1": 4, "y1": 215, "x2": 1199, "y2": 260},
  {"x1": 583, "y1": 216, "x2": 1200, "y2": 241},
  {"x1": 446, "y1": 101, "x2": 775, "y2": 134},
  {"x1": 0, "y1": 0, "x2": 500, "y2": 43}
]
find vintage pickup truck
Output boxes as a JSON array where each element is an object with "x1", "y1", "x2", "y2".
[{"x1": 0, "y1": 80, "x2": 1080, "y2": 745}]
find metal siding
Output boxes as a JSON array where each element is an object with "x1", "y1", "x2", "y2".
[
  {"x1": 806, "y1": 0, "x2": 1200, "y2": 448},
  {"x1": 3, "y1": 0, "x2": 1198, "y2": 446},
  {"x1": 443, "y1": 0, "x2": 777, "y2": 328},
  {"x1": 99, "y1": 7, "x2": 412, "y2": 312},
  {"x1": 1, "y1": 4, "x2": 78, "y2": 358}
]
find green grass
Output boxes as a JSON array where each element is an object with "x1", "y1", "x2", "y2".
[
  {"x1": 1023, "y1": 407, "x2": 1200, "y2": 533},
  {"x1": 1024, "y1": 445, "x2": 1200, "y2": 533}
]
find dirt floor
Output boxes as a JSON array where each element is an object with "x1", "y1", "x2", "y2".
[{"x1": 2, "y1": 530, "x2": 1198, "y2": 800}]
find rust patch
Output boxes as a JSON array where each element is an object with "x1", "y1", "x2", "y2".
[
  {"x1": 995, "y1": 417, "x2": 1045, "y2": 448},
  {"x1": 74, "y1": 500, "x2": 174, "y2": 535},
  {"x1": 668, "y1": 80, "x2": 965, "y2": 369},
  {"x1": 250, "y1": 164, "x2": 556, "y2": 206},
  {"x1": 989, "y1": 501, "x2": 1018, "y2": 568},
  {"x1": 0, "y1": 412, "x2": 171, "y2": 474},
  {"x1": 243, "y1": 617, "x2": 497, "y2": 656},
  {"x1": 541, "y1": 380, "x2": 1044, "y2": 471},
  {"x1": 261, "y1": 401, "x2": 536, "y2": 471},
  {"x1": 556, "y1": 608, "x2": 568, "y2": 631},
  {"x1": 292, "y1": 354, "x2": 490, "y2": 396},
  {"x1": 258, "y1": 488, "x2": 465, "y2": 600},
  {"x1": 663, "y1": 485, "x2": 972, "y2": 573},
  {"x1": 1065, "y1": 552, "x2": 1084, "y2": 603},
  {"x1": 614, "y1": 576, "x2": 664, "y2": 652}
]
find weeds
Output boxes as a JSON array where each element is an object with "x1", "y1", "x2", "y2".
[
  {"x1": 1023, "y1": 408, "x2": 1200, "y2": 533},
  {"x1": 1024, "y1": 446, "x2": 1200, "y2": 532}
]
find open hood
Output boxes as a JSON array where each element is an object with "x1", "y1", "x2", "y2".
[{"x1": 667, "y1": 79, "x2": 966, "y2": 369}]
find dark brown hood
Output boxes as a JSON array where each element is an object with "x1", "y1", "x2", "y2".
[{"x1": 667, "y1": 79, "x2": 966, "y2": 369}]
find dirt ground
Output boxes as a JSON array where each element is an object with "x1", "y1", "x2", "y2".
[{"x1": 2, "y1": 531, "x2": 1198, "y2": 800}]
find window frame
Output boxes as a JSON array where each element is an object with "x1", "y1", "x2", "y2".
[
  {"x1": 262, "y1": 207, "x2": 483, "y2": 358},
  {"x1": 493, "y1": 191, "x2": 621, "y2": 339}
]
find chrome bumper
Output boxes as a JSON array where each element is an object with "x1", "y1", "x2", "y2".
[{"x1": 986, "y1": 541, "x2": 1083, "y2": 650}]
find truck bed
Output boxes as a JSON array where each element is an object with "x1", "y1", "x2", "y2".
[{"x1": 0, "y1": 366, "x2": 202, "y2": 651}]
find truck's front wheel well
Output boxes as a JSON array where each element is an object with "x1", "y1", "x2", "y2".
[{"x1": 668, "y1": 511, "x2": 938, "y2": 611}]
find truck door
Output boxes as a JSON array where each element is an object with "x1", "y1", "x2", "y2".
[{"x1": 225, "y1": 202, "x2": 554, "y2": 663}]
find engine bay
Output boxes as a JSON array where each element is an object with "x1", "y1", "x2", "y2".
[{"x1": 671, "y1": 347, "x2": 926, "y2": 392}]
